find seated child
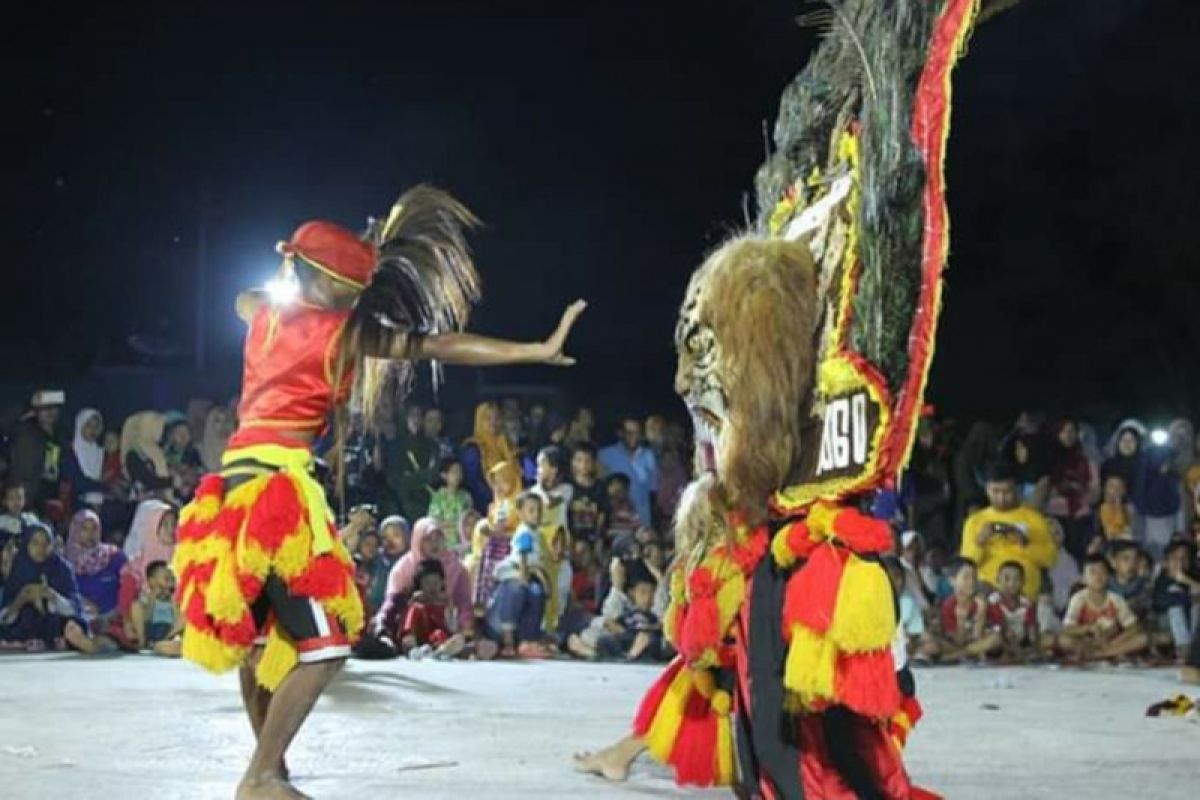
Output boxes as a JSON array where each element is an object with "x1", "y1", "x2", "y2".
[
  {"x1": 603, "y1": 474, "x2": 642, "y2": 548},
  {"x1": 126, "y1": 560, "x2": 182, "y2": 657},
  {"x1": 883, "y1": 555, "x2": 936, "y2": 663},
  {"x1": 1153, "y1": 539, "x2": 1200, "y2": 658},
  {"x1": 427, "y1": 458, "x2": 474, "y2": 554},
  {"x1": 401, "y1": 559, "x2": 467, "y2": 660},
  {"x1": 986, "y1": 561, "x2": 1053, "y2": 661},
  {"x1": 931, "y1": 557, "x2": 1002, "y2": 662},
  {"x1": 1059, "y1": 554, "x2": 1150, "y2": 662},
  {"x1": 1095, "y1": 475, "x2": 1136, "y2": 548},
  {"x1": 485, "y1": 492, "x2": 552, "y2": 658},
  {"x1": 572, "y1": 577, "x2": 665, "y2": 662},
  {"x1": 1107, "y1": 541, "x2": 1153, "y2": 622}
]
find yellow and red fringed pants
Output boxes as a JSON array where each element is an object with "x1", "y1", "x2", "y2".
[{"x1": 172, "y1": 444, "x2": 363, "y2": 691}]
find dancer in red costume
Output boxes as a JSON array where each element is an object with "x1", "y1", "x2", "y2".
[
  {"x1": 575, "y1": 1, "x2": 1023, "y2": 797},
  {"x1": 172, "y1": 185, "x2": 585, "y2": 800}
]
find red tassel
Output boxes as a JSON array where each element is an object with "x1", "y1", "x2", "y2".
[
  {"x1": 245, "y1": 475, "x2": 303, "y2": 553},
  {"x1": 680, "y1": 568, "x2": 721, "y2": 661},
  {"x1": 239, "y1": 574, "x2": 264, "y2": 604},
  {"x1": 784, "y1": 545, "x2": 847, "y2": 634},
  {"x1": 668, "y1": 684, "x2": 720, "y2": 786},
  {"x1": 835, "y1": 649, "x2": 902, "y2": 719},
  {"x1": 634, "y1": 659, "x2": 684, "y2": 734},
  {"x1": 831, "y1": 509, "x2": 893, "y2": 555},
  {"x1": 212, "y1": 505, "x2": 248, "y2": 544},
  {"x1": 290, "y1": 555, "x2": 353, "y2": 600},
  {"x1": 787, "y1": 522, "x2": 818, "y2": 560},
  {"x1": 215, "y1": 612, "x2": 258, "y2": 647}
]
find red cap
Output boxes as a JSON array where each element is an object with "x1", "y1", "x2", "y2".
[{"x1": 279, "y1": 220, "x2": 376, "y2": 289}]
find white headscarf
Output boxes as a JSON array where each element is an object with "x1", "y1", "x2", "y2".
[{"x1": 73, "y1": 408, "x2": 105, "y2": 481}]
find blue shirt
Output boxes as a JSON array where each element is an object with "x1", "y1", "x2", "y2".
[{"x1": 598, "y1": 444, "x2": 658, "y2": 526}]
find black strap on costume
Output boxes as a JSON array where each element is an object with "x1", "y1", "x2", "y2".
[
  {"x1": 220, "y1": 457, "x2": 282, "y2": 492},
  {"x1": 745, "y1": 552, "x2": 804, "y2": 799}
]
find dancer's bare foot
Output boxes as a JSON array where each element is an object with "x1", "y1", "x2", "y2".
[
  {"x1": 235, "y1": 774, "x2": 309, "y2": 800},
  {"x1": 1182, "y1": 666, "x2": 1200, "y2": 685},
  {"x1": 573, "y1": 733, "x2": 649, "y2": 783}
]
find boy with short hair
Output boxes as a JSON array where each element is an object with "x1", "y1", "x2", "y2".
[
  {"x1": 1059, "y1": 554, "x2": 1150, "y2": 661},
  {"x1": 567, "y1": 444, "x2": 608, "y2": 550},
  {"x1": 573, "y1": 577, "x2": 665, "y2": 662},
  {"x1": 985, "y1": 561, "x2": 1051, "y2": 661},
  {"x1": 127, "y1": 561, "x2": 183, "y2": 657},
  {"x1": 0, "y1": 483, "x2": 38, "y2": 547},
  {"x1": 933, "y1": 558, "x2": 1002, "y2": 662},
  {"x1": 1107, "y1": 541, "x2": 1153, "y2": 624}
]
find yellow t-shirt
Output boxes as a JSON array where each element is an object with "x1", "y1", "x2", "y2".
[{"x1": 960, "y1": 505, "x2": 1058, "y2": 601}]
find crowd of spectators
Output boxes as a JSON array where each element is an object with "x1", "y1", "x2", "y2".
[{"x1": 1, "y1": 389, "x2": 1198, "y2": 684}]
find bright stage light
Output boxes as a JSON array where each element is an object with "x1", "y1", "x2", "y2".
[
  {"x1": 1150, "y1": 429, "x2": 1170, "y2": 447},
  {"x1": 265, "y1": 273, "x2": 299, "y2": 305}
]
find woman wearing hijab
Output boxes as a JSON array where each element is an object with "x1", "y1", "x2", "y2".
[
  {"x1": 62, "y1": 408, "x2": 108, "y2": 509},
  {"x1": 121, "y1": 411, "x2": 173, "y2": 500},
  {"x1": 197, "y1": 404, "x2": 236, "y2": 474},
  {"x1": 163, "y1": 412, "x2": 202, "y2": 502},
  {"x1": 117, "y1": 499, "x2": 178, "y2": 619},
  {"x1": 1046, "y1": 419, "x2": 1100, "y2": 565},
  {"x1": 0, "y1": 523, "x2": 88, "y2": 651},
  {"x1": 375, "y1": 517, "x2": 474, "y2": 639},
  {"x1": 65, "y1": 509, "x2": 126, "y2": 626},
  {"x1": 461, "y1": 401, "x2": 517, "y2": 513}
]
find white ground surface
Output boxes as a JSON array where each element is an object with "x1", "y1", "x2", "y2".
[{"x1": 0, "y1": 654, "x2": 1196, "y2": 799}]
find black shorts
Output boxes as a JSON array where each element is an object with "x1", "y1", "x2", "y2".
[{"x1": 251, "y1": 573, "x2": 351, "y2": 663}]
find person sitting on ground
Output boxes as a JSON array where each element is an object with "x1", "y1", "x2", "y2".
[
  {"x1": 399, "y1": 559, "x2": 467, "y2": 660},
  {"x1": 960, "y1": 461, "x2": 1059, "y2": 601},
  {"x1": 376, "y1": 517, "x2": 474, "y2": 638},
  {"x1": 126, "y1": 560, "x2": 183, "y2": 657},
  {"x1": 883, "y1": 555, "x2": 936, "y2": 663},
  {"x1": 427, "y1": 458, "x2": 473, "y2": 552},
  {"x1": 985, "y1": 561, "x2": 1053, "y2": 662},
  {"x1": 1059, "y1": 554, "x2": 1150, "y2": 662},
  {"x1": 65, "y1": 509, "x2": 126, "y2": 630},
  {"x1": 0, "y1": 523, "x2": 111, "y2": 654},
  {"x1": 1107, "y1": 540, "x2": 1154, "y2": 626},
  {"x1": 931, "y1": 557, "x2": 1002, "y2": 663},
  {"x1": 117, "y1": 499, "x2": 177, "y2": 623},
  {"x1": 485, "y1": 491, "x2": 552, "y2": 657},
  {"x1": 120, "y1": 411, "x2": 175, "y2": 502},
  {"x1": 1153, "y1": 539, "x2": 1200, "y2": 660},
  {"x1": 571, "y1": 576, "x2": 666, "y2": 662},
  {"x1": 62, "y1": 408, "x2": 110, "y2": 512}
]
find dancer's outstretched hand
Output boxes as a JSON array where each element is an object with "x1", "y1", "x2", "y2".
[{"x1": 542, "y1": 300, "x2": 587, "y2": 366}]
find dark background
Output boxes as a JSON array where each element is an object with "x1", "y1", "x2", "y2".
[{"x1": 4, "y1": 0, "x2": 1197, "y2": 428}]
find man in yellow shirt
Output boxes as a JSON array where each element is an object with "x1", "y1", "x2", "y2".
[{"x1": 961, "y1": 462, "x2": 1058, "y2": 601}]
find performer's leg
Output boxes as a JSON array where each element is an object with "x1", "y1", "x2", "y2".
[
  {"x1": 572, "y1": 734, "x2": 647, "y2": 781},
  {"x1": 237, "y1": 658, "x2": 344, "y2": 799},
  {"x1": 1183, "y1": 624, "x2": 1200, "y2": 684}
]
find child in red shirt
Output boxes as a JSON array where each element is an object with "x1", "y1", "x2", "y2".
[
  {"x1": 986, "y1": 561, "x2": 1052, "y2": 661},
  {"x1": 401, "y1": 559, "x2": 465, "y2": 660},
  {"x1": 933, "y1": 558, "x2": 1002, "y2": 662}
]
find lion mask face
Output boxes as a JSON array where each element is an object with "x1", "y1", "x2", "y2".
[{"x1": 674, "y1": 236, "x2": 818, "y2": 521}]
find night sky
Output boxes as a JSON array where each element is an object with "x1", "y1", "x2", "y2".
[{"x1": 5, "y1": 0, "x2": 1198, "y2": 426}]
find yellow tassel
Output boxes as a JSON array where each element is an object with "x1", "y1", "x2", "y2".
[
  {"x1": 256, "y1": 626, "x2": 299, "y2": 692},
  {"x1": 710, "y1": 690, "x2": 732, "y2": 717},
  {"x1": 205, "y1": 552, "x2": 248, "y2": 625},
  {"x1": 715, "y1": 715, "x2": 735, "y2": 786},
  {"x1": 771, "y1": 527, "x2": 798, "y2": 569},
  {"x1": 806, "y1": 502, "x2": 840, "y2": 539},
  {"x1": 784, "y1": 624, "x2": 837, "y2": 706},
  {"x1": 828, "y1": 555, "x2": 896, "y2": 653},
  {"x1": 180, "y1": 627, "x2": 244, "y2": 675},
  {"x1": 643, "y1": 667, "x2": 694, "y2": 763},
  {"x1": 714, "y1": 569, "x2": 745, "y2": 639},
  {"x1": 181, "y1": 494, "x2": 222, "y2": 526},
  {"x1": 273, "y1": 524, "x2": 314, "y2": 580}
]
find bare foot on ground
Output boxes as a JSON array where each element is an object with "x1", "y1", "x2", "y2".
[
  {"x1": 235, "y1": 774, "x2": 309, "y2": 800},
  {"x1": 572, "y1": 748, "x2": 631, "y2": 782}
]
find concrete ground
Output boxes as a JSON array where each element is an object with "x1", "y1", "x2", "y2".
[{"x1": 0, "y1": 654, "x2": 1196, "y2": 799}]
